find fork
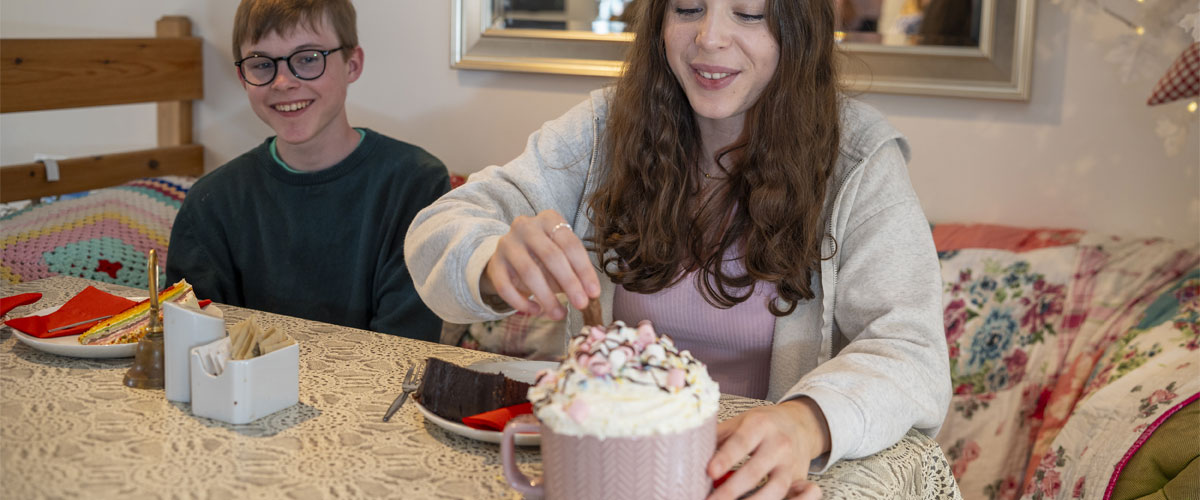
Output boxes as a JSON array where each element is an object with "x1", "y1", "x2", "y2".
[{"x1": 382, "y1": 362, "x2": 423, "y2": 422}]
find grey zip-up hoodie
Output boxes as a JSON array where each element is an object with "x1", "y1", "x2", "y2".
[{"x1": 405, "y1": 89, "x2": 950, "y2": 471}]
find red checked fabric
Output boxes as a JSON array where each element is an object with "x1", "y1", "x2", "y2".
[{"x1": 1147, "y1": 42, "x2": 1199, "y2": 106}]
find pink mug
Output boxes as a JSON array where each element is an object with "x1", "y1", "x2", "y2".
[{"x1": 501, "y1": 414, "x2": 716, "y2": 500}]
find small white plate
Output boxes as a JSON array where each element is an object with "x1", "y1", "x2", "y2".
[
  {"x1": 466, "y1": 359, "x2": 559, "y2": 384},
  {"x1": 10, "y1": 299, "x2": 221, "y2": 359},
  {"x1": 413, "y1": 360, "x2": 560, "y2": 446},
  {"x1": 413, "y1": 397, "x2": 540, "y2": 446}
]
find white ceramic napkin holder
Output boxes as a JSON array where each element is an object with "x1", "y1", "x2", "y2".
[
  {"x1": 188, "y1": 338, "x2": 299, "y2": 424},
  {"x1": 163, "y1": 302, "x2": 226, "y2": 403}
]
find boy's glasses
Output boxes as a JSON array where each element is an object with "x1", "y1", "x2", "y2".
[{"x1": 235, "y1": 47, "x2": 345, "y2": 86}]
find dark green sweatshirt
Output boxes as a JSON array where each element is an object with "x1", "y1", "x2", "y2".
[{"x1": 166, "y1": 129, "x2": 449, "y2": 341}]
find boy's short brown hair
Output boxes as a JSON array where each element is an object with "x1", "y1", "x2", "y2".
[{"x1": 232, "y1": 0, "x2": 358, "y2": 59}]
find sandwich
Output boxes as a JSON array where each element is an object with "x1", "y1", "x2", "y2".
[{"x1": 78, "y1": 279, "x2": 197, "y2": 345}]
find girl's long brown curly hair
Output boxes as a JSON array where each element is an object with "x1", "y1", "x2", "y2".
[{"x1": 589, "y1": 0, "x2": 841, "y2": 316}]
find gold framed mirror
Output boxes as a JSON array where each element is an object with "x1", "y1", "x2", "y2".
[{"x1": 451, "y1": 0, "x2": 1035, "y2": 100}]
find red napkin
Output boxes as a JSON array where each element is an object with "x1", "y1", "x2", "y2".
[
  {"x1": 461, "y1": 402, "x2": 533, "y2": 432},
  {"x1": 1, "y1": 293, "x2": 42, "y2": 317},
  {"x1": 4, "y1": 286, "x2": 137, "y2": 338}
]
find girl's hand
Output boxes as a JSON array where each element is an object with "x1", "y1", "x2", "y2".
[
  {"x1": 707, "y1": 397, "x2": 830, "y2": 500},
  {"x1": 481, "y1": 209, "x2": 601, "y2": 320}
]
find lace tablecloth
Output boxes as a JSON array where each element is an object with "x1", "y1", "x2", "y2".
[{"x1": 1, "y1": 277, "x2": 961, "y2": 499}]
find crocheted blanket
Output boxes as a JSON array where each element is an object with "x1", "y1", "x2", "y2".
[{"x1": 1, "y1": 176, "x2": 194, "y2": 290}]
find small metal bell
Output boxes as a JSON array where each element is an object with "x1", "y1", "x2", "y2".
[{"x1": 124, "y1": 249, "x2": 165, "y2": 389}]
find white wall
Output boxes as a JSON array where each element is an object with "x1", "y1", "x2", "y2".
[{"x1": 2, "y1": 1, "x2": 1197, "y2": 245}]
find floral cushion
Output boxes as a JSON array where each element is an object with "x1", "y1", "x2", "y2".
[
  {"x1": 932, "y1": 223, "x2": 1200, "y2": 500},
  {"x1": 1023, "y1": 269, "x2": 1199, "y2": 500},
  {"x1": 441, "y1": 295, "x2": 568, "y2": 361},
  {"x1": 935, "y1": 230, "x2": 1084, "y2": 498}
]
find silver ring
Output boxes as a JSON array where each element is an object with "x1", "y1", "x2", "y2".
[{"x1": 550, "y1": 222, "x2": 572, "y2": 236}]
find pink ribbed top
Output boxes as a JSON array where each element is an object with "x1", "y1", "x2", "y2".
[{"x1": 612, "y1": 260, "x2": 777, "y2": 400}]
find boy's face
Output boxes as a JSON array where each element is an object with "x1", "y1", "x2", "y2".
[{"x1": 238, "y1": 15, "x2": 362, "y2": 148}]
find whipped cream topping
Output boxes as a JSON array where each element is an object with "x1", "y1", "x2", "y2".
[{"x1": 528, "y1": 321, "x2": 720, "y2": 438}]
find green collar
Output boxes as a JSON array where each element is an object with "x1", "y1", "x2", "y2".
[{"x1": 270, "y1": 128, "x2": 366, "y2": 173}]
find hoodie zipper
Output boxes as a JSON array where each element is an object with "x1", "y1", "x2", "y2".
[
  {"x1": 573, "y1": 97, "x2": 600, "y2": 228},
  {"x1": 823, "y1": 156, "x2": 867, "y2": 361}
]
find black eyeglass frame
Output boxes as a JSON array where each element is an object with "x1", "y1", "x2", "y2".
[{"x1": 234, "y1": 47, "x2": 346, "y2": 86}]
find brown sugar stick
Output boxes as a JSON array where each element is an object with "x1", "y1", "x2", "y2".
[
  {"x1": 227, "y1": 321, "x2": 249, "y2": 360},
  {"x1": 581, "y1": 299, "x2": 603, "y2": 327}
]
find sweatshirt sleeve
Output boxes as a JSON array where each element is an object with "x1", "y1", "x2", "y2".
[
  {"x1": 370, "y1": 158, "x2": 451, "y2": 342},
  {"x1": 165, "y1": 192, "x2": 240, "y2": 305},
  {"x1": 785, "y1": 142, "x2": 951, "y2": 471},
  {"x1": 404, "y1": 96, "x2": 601, "y2": 325}
]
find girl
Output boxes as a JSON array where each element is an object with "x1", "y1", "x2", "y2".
[{"x1": 406, "y1": 0, "x2": 950, "y2": 498}]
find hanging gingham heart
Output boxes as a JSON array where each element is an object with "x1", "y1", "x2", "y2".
[{"x1": 1147, "y1": 42, "x2": 1199, "y2": 105}]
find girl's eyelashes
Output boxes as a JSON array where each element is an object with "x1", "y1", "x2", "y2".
[{"x1": 671, "y1": 2, "x2": 764, "y2": 21}]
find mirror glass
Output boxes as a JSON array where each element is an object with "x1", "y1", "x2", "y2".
[
  {"x1": 454, "y1": 0, "x2": 1034, "y2": 100},
  {"x1": 497, "y1": 0, "x2": 983, "y2": 47}
]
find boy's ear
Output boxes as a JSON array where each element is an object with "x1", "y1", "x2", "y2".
[
  {"x1": 232, "y1": 47, "x2": 248, "y2": 89},
  {"x1": 345, "y1": 46, "x2": 364, "y2": 84}
]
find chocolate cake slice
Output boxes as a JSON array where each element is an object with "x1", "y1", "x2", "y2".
[{"x1": 416, "y1": 358, "x2": 532, "y2": 422}]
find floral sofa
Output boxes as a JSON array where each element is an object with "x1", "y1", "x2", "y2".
[
  {"x1": 932, "y1": 223, "x2": 1198, "y2": 500},
  {"x1": 447, "y1": 222, "x2": 1199, "y2": 499}
]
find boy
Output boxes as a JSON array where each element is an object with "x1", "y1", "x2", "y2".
[{"x1": 167, "y1": 0, "x2": 449, "y2": 341}]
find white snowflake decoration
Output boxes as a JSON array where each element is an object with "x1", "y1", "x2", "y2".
[
  {"x1": 1056, "y1": 0, "x2": 1198, "y2": 155},
  {"x1": 1181, "y1": 10, "x2": 1200, "y2": 42},
  {"x1": 1154, "y1": 112, "x2": 1194, "y2": 157},
  {"x1": 1104, "y1": 34, "x2": 1172, "y2": 84}
]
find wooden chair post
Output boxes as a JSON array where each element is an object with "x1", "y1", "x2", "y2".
[{"x1": 156, "y1": 16, "x2": 194, "y2": 148}]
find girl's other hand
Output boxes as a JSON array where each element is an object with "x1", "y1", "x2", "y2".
[
  {"x1": 481, "y1": 209, "x2": 601, "y2": 320},
  {"x1": 706, "y1": 397, "x2": 830, "y2": 500}
]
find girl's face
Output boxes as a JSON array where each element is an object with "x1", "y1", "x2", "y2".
[{"x1": 663, "y1": 0, "x2": 779, "y2": 138}]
